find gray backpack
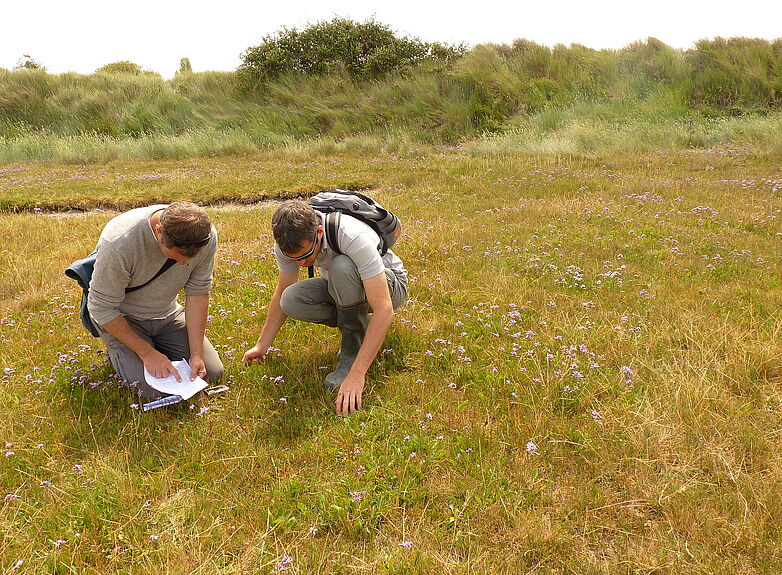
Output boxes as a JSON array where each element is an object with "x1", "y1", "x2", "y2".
[{"x1": 309, "y1": 189, "x2": 401, "y2": 256}]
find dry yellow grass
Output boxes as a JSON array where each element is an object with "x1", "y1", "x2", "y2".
[{"x1": 2, "y1": 149, "x2": 782, "y2": 573}]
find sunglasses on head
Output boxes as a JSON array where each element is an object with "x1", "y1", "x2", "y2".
[{"x1": 163, "y1": 228, "x2": 211, "y2": 248}]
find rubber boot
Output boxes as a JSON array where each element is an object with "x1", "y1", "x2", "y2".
[{"x1": 324, "y1": 304, "x2": 370, "y2": 390}]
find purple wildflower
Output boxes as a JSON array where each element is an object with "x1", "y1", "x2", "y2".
[{"x1": 273, "y1": 554, "x2": 294, "y2": 572}]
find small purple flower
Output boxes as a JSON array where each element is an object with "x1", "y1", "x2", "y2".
[
  {"x1": 12, "y1": 560, "x2": 23, "y2": 571},
  {"x1": 274, "y1": 554, "x2": 294, "y2": 572},
  {"x1": 398, "y1": 540, "x2": 413, "y2": 549},
  {"x1": 526, "y1": 440, "x2": 540, "y2": 455},
  {"x1": 40, "y1": 480, "x2": 52, "y2": 488},
  {"x1": 53, "y1": 539, "x2": 67, "y2": 548},
  {"x1": 72, "y1": 464, "x2": 83, "y2": 472},
  {"x1": 4, "y1": 493, "x2": 20, "y2": 502},
  {"x1": 620, "y1": 365, "x2": 635, "y2": 386},
  {"x1": 149, "y1": 535, "x2": 159, "y2": 542}
]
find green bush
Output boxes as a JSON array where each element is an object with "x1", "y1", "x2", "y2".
[
  {"x1": 238, "y1": 18, "x2": 463, "y2": 86},
  {"x1": 95, "y1": 61, "x2": 145, "y2": 75}
]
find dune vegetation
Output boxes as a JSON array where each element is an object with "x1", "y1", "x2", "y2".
[{"x1": 3, "y1": 21, "x2": 782, "y2": 161}]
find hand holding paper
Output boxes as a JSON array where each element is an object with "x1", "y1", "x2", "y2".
[{"x1": 143, "y1": 359, "x2": 208, "y2": 400}]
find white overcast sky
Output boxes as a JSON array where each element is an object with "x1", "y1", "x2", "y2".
[{"x1": 2, "y1": 0, "x2": 781, "y2": 78}]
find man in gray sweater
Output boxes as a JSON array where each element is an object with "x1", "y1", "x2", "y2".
[{"x1": 87, "y1": 202, "x2": 223, "y2": 400}]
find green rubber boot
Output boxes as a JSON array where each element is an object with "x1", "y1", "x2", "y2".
[{"x1": 324, "y1": 304, "x2": 370, "y2": 390}]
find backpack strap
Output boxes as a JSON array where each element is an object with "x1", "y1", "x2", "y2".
[
  {"x1": 308, "y1": 212, "x2": 341, "y2": 279},
  {"x1": 126, "y1": 258, "x2": 177, "y2": 293},
  {"x1": 325, "y1": 211, "x2": 342, "y2": 255}
]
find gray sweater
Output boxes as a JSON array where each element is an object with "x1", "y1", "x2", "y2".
[{"x1": 87, "y1": 205, "x2": 217, "y2": 326}]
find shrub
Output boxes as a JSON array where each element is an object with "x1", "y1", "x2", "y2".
[
  {"x1": 95, "y1": 61, "x2": 161, "y2": 78},
  {"x1": 95, "y1": 61, "x2": 145, "y2": 75},
  {"x1": 238, "y1": 18, "x2": 463, "y2": 86},
  {"x1": 14, "y1": 54, "x2": 45, "y2": 70},
  {"x1": 179, "y1": 58, "x2": 193, "y2": 74}
]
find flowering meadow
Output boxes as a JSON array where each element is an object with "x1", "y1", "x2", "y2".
[{"x1": 2, "y1": 148, "x2": 782, "y2": 573}]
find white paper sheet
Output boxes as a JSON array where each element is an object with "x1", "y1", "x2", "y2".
[{"x1": 143, "y1": 359, "x2": 208, "y2": 400}]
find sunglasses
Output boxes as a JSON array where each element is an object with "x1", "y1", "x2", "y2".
[
  {"x1": 163, "y1": 228, "x2": 211, "y2": 248},
  {"x1": 285, "y1": 231, "x2": 319, "y2": 261}
]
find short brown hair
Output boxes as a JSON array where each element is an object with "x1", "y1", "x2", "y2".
[
  {"x1": 160, "y1": 202, "x2": 212, "y2": 257},
  {"x1": 272, "y1": 200, "x2": 319, "y2": 254}
]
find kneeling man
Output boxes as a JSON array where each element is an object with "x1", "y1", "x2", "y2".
[{"x1": 88, "y1": 202, "x2": 223, "y2": 400}]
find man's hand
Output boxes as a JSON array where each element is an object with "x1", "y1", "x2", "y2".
[
  {"x1": 188, "y1": 354, "x2": 207, "y2": 381},
  {"x1": 141, "y1": 349, "x2": 181, "y2": 381},
  {"x1": 242, "y1": 344, "x2": 270, "y2": 364},
  {"x1": 336, "y1": 373, "x2": 365, "y2": 415}
]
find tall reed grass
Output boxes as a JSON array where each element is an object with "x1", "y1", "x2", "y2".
[{"x1": 2, "y1": 36, "x2": 782, "y2": 162}]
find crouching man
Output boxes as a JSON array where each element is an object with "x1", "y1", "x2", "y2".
[
  {"x1": 242, "y1": 199, "x2": 408, "y2": 415},
  {"x1": 88, "y1": 202, "x2": 223, "y2": 400}
]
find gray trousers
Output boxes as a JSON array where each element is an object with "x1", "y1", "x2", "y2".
[
  {"x1": 99, "y1": 308, "x2": 223, "y2": 400},
  {"x1": 279, "y1": 255, "x2": 408, "y2": 325}
]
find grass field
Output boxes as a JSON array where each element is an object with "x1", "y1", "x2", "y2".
[{"x1": 2, "y1": 148, "x2": 782, "y2": 573}]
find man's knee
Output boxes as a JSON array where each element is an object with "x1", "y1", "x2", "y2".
[
  {"x1": 329, "y1": 255, "x2": 360, "y2": 282},
  {"x1": 205, "y1": 358, "x2": 224, "y2": 382},
  {"x1": 328, "y1": 255, "x2": 366, "y2": 306},
  {"x1": 280, "y1": 283, "x2": 337, "y2": 326},
  {"x1": 279, "y1": 287, "x2": 301, "y2": 318}
]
